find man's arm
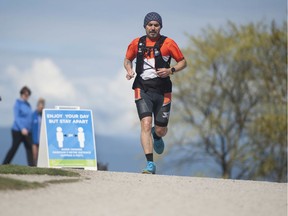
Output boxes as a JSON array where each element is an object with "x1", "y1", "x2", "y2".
[
  {"x1": 170, "y1": 58, "x2": 187, "y2": 74},
  {"x1": 124, "y1": 58, "x2": 135, "y2": 80},
  {"x1": 156, "y1": 58, "x2": 187, "y2": 78}
]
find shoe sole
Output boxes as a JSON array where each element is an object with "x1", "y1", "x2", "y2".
[{"x1": 142, "y1": 170, "x2": 155, "y2": 174}]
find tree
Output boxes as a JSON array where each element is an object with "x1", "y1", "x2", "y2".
[{"x1": 170, "y1": 21, "x2": 287, "y2": 182}]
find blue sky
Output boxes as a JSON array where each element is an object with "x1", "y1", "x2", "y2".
[{"x1": 0, "y1": 0, "x2": 286, "y2": 136}]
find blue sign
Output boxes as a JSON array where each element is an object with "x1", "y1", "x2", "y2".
[{"x1": 43, "y1": 109, "x2": 97, "y2": 168}]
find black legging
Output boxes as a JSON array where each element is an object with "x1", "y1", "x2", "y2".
[{"x1": 2, "y1": 130, "x2": 34, "y2": 166}]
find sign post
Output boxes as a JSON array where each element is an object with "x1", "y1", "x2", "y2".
[{"x1": 37, "y1": 106, "x2": 97, "y2": 170}]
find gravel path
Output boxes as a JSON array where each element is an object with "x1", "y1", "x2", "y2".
[{"x1": 0, "y1": 171, "x2": 287, "y2": 216}]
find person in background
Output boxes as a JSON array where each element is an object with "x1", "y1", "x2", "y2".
[
  {"x1": 31, "y1": 98, "x2": 45, "y2": 166},
  {"x1": 2, "y1": 86, "x2": 34, "y2": 166},
  {"x1": 124, "y1": 12, "x2": 187, "y2": 174}
]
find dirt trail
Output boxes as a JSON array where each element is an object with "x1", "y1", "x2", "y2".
[{"x1": 0, "y1": 171, "x2": 287, "y2": 216}]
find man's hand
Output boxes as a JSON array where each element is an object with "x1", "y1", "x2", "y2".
[
  {"x1": 156, "y1": 59, "x2": 187, "y2": 78},
  {"x1": 156, "y1": 68, "x2": 171, "y2": 78},
  {"x1": 126, "y1": 70, "x2": 135, "y2": 80},
  {"x1": 124, "y1": 58, "x2": 135, "y2": 80}
]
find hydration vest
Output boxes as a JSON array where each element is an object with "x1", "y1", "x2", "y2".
[
  {"x1": 133, "y1": 35, "x2": 172, "y2": 94},
  {"x1": 136, "y1": 35, "x2": 171, "y2": 74}
]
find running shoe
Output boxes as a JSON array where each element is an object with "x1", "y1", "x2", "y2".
[
  {"x1": 142, "y1": 161, "x2": 156, "y2": 174},
  {"x1": 151, "y1": 127, "x2": 165, "y2": 154}
]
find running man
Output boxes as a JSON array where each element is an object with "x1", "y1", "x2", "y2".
[{"x1": 124, "y1": 12, "x2": 187, "y2": 174}]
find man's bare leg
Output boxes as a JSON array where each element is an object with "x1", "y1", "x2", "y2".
[
  {"x1": 140, "y1": 116, "x2": 153, "y2": 154},
  {"x1": 154, "y1": 125, "x2": 168, "y2": 138},
  {"x1": 140, "y1": 116, "x2": 156, "y2": 174}
]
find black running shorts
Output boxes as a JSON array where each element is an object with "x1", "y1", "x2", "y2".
[{"x1": 134, "y1": 88, "x2": 171, "y2": 127}]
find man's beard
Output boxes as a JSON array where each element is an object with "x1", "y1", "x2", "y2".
[{"x1": 148, "y1": 31, "x2": 159, "y2": 38}]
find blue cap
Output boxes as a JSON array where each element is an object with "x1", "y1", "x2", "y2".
[{"x1": 143, "y1": 12, "x2": 162, "y2": 28}]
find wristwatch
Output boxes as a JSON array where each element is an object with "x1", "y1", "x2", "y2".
[{"x1": 171, "y1": 67, "x2": 176, "y2": 75}]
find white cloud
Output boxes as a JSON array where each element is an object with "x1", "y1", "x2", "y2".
[
  {"x1": 74, "y1": 68, "x2": 139, "y2": 135},
  {"x1": 5, "y1": 58, "x2": 78, "y2": 102},
  {"x1": 1, "y1": 58, "x2": 139, "y2": 136},
  {"x1": 104, "y1": 69, "x2": 139, "y2": 132}
]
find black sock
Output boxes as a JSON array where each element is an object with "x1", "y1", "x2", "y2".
[{"x1": 145, "y1": 153, "x2": 153, "y2": 162}]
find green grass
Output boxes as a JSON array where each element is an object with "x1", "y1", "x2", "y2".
[
  {"x1": 0, "y1": 165, "x2": 81, "y2": 191},
  {"x1": 0, "y1": 176, "x2": 45, "y2": 190},
  {"x1": 0, "y1": 164, "x2": 80, "y2": 176}
]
